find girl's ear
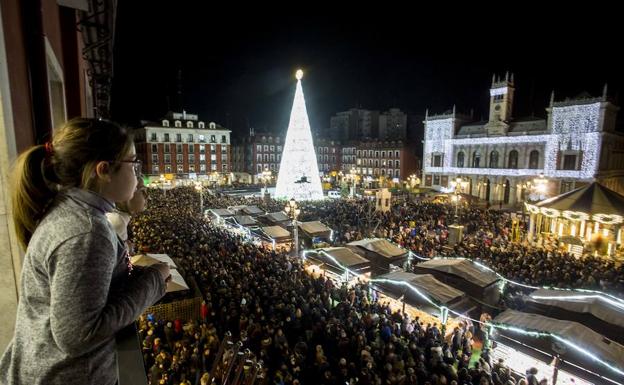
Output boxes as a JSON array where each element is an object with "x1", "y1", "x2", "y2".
[{"x1": 95, "y1": 161, "x2": 112, "y2": 182}]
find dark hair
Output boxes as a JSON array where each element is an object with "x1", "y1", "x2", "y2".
[{"x1": 11, "y1": 118, "x2": 134, "y2": 249}]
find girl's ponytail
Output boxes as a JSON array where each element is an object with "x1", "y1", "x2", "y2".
[{"x1": 11, "y1": 144, "x2": 58, "y2": 249}]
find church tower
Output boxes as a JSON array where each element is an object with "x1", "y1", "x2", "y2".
[{"x1": 485, "y1": 72, "x2": 515, "y2": 135}]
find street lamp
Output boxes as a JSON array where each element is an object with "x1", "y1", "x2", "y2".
[
  {"x1": 194, "y1": 181, "x2": 203, "y2": 215},
  {"x1": 261, "y1": 168, "x2": 273, "y2": 193},
  {"x1": 284, "y1": 198, "x2": 301, "y2": 257}
]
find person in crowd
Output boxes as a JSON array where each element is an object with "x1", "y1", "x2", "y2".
[{"x1": 1, "y1": 118, "x2": 171, "y2": 385}]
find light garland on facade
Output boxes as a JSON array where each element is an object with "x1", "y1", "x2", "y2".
[
  {"x1": 540, "y1": 207, "x2": 560, "y2": 218},
  {"x1": 423, "y1": 102, "x2": 603, "y2": 181},
  {"x1": 490, "y1": 87, "x2": 508, "y2": 96}
]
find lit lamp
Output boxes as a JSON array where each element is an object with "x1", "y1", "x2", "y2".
[
  {"x1": 159, "y1": 174, "x2": 166, "y2": 197},
  {"x1": 285, "y1": 198, "x2": 301, "y2": 257}
]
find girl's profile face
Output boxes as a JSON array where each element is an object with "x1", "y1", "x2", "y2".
[{"x1": 103, "y1": 144, "x2": 138, "y2": 202}]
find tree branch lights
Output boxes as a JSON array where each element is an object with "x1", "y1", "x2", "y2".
[{"x1": 275, "y1": 71, "x2": 324, "y2": 201}]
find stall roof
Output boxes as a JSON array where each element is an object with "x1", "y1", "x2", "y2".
[
  {"x1": 415, "y1": 259, "x2": 499, "y2": 288},
  {"x1": 377, "y1": 271, "x2": 465, "y2": 305},
  {"x1": 526, "y1": 288, "x2": 624, "y2": 329},
  {"x1": 494, "y1": 309, "x2": 624, "y2": 371},
  {"x1": 231, "y1": 215, "x2": 257, "y2": 226},
  {"x1": 316, "y1": 247, "x2": 371, "y2": 267},
  {"x1": 536, "y1": 182, "x2": 624, "y2": 216},
  {"x1": 261, "y1": 226, "x2": 291, "y2": 240},
  {"x1": 265, "y1": 211, "x2": 290, "y2": 223},
  {"x1": 209, "y1": 208, "x2": 235, "y2": 217},
  {"x1": 298, "y1": 221, "x2": 332, "y2": 236},
  {"x1": 347, "y1": 238, "x2": 408, "y2": 259},
  {"x1": 242, "y1": 205, "x2": 264, "y2": 215}
]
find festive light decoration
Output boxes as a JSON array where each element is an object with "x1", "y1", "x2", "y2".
[
  {"x1": 525, "y1": 203, "x2": 540, "y2": 214},
  {"x1": 592, "y1": 213, "x2": 624, "y2": 225},
  {"x1": 562, "y1": 210, "x2": 591, "y2": 222},
  {"x1": 491, "y1": 323, "x2": 624, "y2": 378},
  {"x1": 303, "y1": 249, "x2": 624, "y2": 377},
  {"x1": 275, "y1": 69, "x2": 324, "y2": 201},
  {"x1": 531, "y1": 294, "x2": 624, "y2": 312},
  {"x1": 423, "y1": 102, "x2": 604, "y2": 180},
  {"x1": 490, "y1": 87, "x2": 508, "y2": 96},
  {"x1": 540, "y1": 207, "x2": 560, "y2": 218}
]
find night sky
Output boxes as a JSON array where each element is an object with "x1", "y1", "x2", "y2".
[{"x1": 110, "y1": 5, "x2": 624, "y2": 138}]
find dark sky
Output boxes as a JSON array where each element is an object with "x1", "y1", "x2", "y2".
[{"x1": 110, "y1": 5, "x2": 624, "y2": 138}]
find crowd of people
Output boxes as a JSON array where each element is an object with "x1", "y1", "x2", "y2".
[
  {"x1": 300, "y1": 198, "x2": 624, "y2": 294},
  {"x1": 129, "y1": 186, "x2": 598, "y2": 385}
]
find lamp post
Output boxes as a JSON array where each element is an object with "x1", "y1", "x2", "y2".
[
  {"x1": 285, "y1": 198, "x2": 301, "y2": 257},
  {"x1": 450, "y1": 177, "x2": 467, "y2": 223},
  {"x1": 195, "y1": 181, "x2": 203, "y2": 215}
]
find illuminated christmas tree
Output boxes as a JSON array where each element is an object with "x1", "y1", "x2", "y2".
[{"x1": 275, "y1": 69, "x2": 324, "y2": 201}]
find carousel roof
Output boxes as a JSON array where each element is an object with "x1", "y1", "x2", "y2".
[{"x1": 536, "y1": 182, "x2": 624, "y2": 216}]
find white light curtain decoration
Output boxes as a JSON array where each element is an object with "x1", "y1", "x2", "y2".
[
  {"x1": 423, "y1": 102, "x2": 603, "y2": 180},
  {"x1": 274, "y1": 70, "x2": 324, "y2": 201}
]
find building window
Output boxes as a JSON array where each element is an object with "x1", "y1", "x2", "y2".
[
  {"x1": 508, "y1": 150, "x2": 518, "y2": 169},
  {"x1": 270, "y1": 154, "x2": 275, "y2": 162},
  {"x1": 200, "y1": 145, "x2": 205, "y2": 154},
  {"x1": 221, "y1": 146, "x2": 227, "y2": 153},
  {"x1": 257, "y1": 154, "x2": 262, "y2": 162},
  {"x1": 264, "y1": 145, "x2": 269, "y2": 152},
  {"x1": 433, "y1": 155, "x2": 442, "y2": 167},
  {"x1": 188, "y1": 134, "x2": 194, "y2": 142},
  {"x1": 176, "y1": 144, "x2": 183, "y2": 153},
  {"x1": 165, "y1": 165, "x2": 172, "y2": 173},
  {"x1": 176, "y1": 133, "x2": 182, "y2": 142},
  {"x1": 375, "y1": 151, "x2": 380, "y2": 158},
  {"x1": 189, "y1": 164, "x2": 195, "y2": 172},
  {"x1": 381, "y1": 151, "x2": 386, "y2": 158},
  {"x1": 457, "y1": 152, "x2": 465, "y2": 167},
  {"x1": 200, "y1": 154, "x2": 206, "y2": 162},
  {"x1": 210, "y1": 135, "x2": 216, "y2": 143},
  {"x1": 187, "y1": 121, "x2": 193, "y2": 128},
  {"x1": 256, "y1": 144, "x2": 262, "y2": 152},
  {"x1": 395, "y1": 151, "x2": 400, "y2": 158},
  {"x1": 433, "y1": 175, "x2": 440, "y2": 185},
  {"x1": 199, "y1": 135, "x2": 206, "y2": 143},
  {"x1": 151, "y1": 144, "x2": 158, "y2": 153},
  {"x1": 152, "y1": 165, "x2": 159, "y2": 173},
  {"x1": 270, "y1": 145, "x2": 275, "y2": 152},
  {"x1": 221, "y1": 135, "x2": 227, "y2": 143},
  {"x1": 164, "y1": 154, "x2": 171, "y2": 163},
  {"x1": 189, "y1": 145, "x2": 194, "y2": 154},
  {"x1": 198, "y1": 122, "x2": 205, "y2": 128},
  {"x1": 563, "y1": 154, "x2": 577, "y2": 170},
  {"x1": 151, "y1": 133, "x2": 157, "y2": 141},
  {"x1": 189, "y1": 154, "x2": 195, "y2": 163},
  {"x1": 210, "y1": 144, "x2": 216, "y2": 154},
  {"x1": 174, "y1": 121, "x2": 181, "y2": 128},
  {"x1": 177, "y1": 164, "x2": 184, "y2": 173},
  {"x1": 152, "y1": 154, "x2": 158, "y2": 163},
  {"x1": 164, "y1": 133, "x2": 170, "y2": 142},
  {"x1": 200, "y1": 164, "x2": 206, "y2": 172},
  {"x1": 489, "y1": 151, "x2": 499, "y2": 168},
  {"x1": 472, "y1": 152, "x2": 481, "y2": 168},
  {"x1": 177, "y1": 154, "x2": 183, "y2": 163},
  {"x1": 164, "y1": 144, "x2": 170, "y2": 153},
  {"x1": 162, "y1": 120, "x2": 169, "y2": 127},
  {"x1": 529, "y1": 150, "x2": 539, "y2": 169}
]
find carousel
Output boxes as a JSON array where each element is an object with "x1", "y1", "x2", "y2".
[{"x1": 525, "y1": 182, "x2": 624, "y2": 258}]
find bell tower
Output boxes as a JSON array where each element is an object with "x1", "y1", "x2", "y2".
[{"x1": 486, "y1": 72, "x2": 515, "y2": 135}]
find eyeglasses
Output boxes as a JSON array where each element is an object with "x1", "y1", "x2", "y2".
[{"x1": 110, "y1": 159, "x2": 142, "y2": 175}]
